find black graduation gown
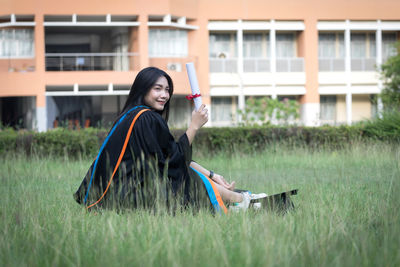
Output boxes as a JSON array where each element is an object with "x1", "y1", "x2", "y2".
[{"x1": 74, "y1": 106, "x2": 210, "y2": 210}]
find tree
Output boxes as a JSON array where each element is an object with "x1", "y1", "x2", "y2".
[
  {"x1": 238, "y1": 96, "x2": 300, "y2": 126},
  {"x1": 380, "y1": 42, "x2": 400, "y2": 111}
]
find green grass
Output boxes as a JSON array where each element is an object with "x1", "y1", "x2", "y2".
[{"x1": 1, "y1": 143, "x2": 399, "y2": 267}]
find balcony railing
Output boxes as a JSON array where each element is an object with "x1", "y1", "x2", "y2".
[
  {"x1": 319, "y1": 58, "x2": 345, "y2": 71},
  {"x1": 149, "y1": 56, "x2": 198, "y2": 72},
  {"x1": 210, "y1": 57, "x2": 304, "y2": 73},
  {"x1": 351, "y1": 58, "x2": 376, "y2": 71},
  {"x1": 276, "y1": 58, "x2": 304, "y2": 72},
  {"x1": 45, "y1": 52, "x2": 139, "y2": 71},
  {"x1": 209, "y1": 58, "x2": 238, "y2": 73},
  {"x1": 243, "y1": 58, "x2": 270, "y2": 72}
]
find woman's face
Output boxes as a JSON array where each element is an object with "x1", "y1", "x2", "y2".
[{"x1": 143, "y1": 76, "x2": 170, "y2": 111}]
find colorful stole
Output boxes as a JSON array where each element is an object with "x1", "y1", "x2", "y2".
[
  {"x1": 190, "y1": 167, "x2": 228, "y2": 214},
  {"x1": 84, "y1": 106, "x2": 149, "y2": 208}
]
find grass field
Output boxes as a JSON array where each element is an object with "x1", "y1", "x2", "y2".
[{"x1": 1, "y1": 143, "x2": 399, "y2": 267}]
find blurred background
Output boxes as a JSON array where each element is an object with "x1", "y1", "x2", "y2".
[{"x1": 0, "y1": 0, "x2": 399, "y2": 131}]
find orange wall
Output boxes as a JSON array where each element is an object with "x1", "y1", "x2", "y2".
[{"x1": 2, "y1": 0, "x2": 398, "y2": 19}]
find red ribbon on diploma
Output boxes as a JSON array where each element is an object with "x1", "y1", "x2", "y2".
[{"x1": 185, "y1": 93, "x2": 201, "y2": 100}]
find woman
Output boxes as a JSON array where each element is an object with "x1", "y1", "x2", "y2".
[{"x1": 74, "y1": 67, "x2": 265, "y2": 213}]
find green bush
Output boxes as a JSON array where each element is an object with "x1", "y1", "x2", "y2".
[
  {"x1": 1, "y1": 116, "x2": 399, "y2": 158},
  {"x1": 0, "y1": 127, "x2": 105, "y2": 158},
  {"x1": 360, "y1": 111, "x2": 400, "y2": 141},
  {"x1": 185, "y1": 125, "x2": 364, "y2": 153}
]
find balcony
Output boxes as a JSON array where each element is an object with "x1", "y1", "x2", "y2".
[
  {"x1": 319, "y1": 58, "x2": 345, "y2": 71},
  {"x1": 276, "y1": 58, "x2": 304, "y2": 72},
  {"x1": 209, "y1": 58, "x2": 238, "y2": 73},
  {"x1": 45, "y1": 52, "x2": 139, "y2": 71},
  {"x1": 209, "y1": 57, "x2": 304, "y2": 73},
  {"x1": 351, "y1": 58, "x2": 376, "y2": 71},
  {"x1": 243, "y1": 58, "x2": 270, "y2": 72}
]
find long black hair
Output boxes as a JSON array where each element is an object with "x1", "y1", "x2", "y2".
[{"x1": 120, "y1": 67, "x2": 174, "y2": 122}]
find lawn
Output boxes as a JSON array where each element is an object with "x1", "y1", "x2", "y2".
[{"x1": 1, "y1": 143, "x2": 399, "y2": 267}]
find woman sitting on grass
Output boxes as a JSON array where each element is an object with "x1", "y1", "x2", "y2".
[{"x1": 74, "y1": 67, "x2": 266, "y2": 213}]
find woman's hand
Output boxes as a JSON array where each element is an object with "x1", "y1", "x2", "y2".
[
  {"x1": 212, "y1": 173, "x2": 235, "y2": 191},
  {"x1": 190, "y1": 104, "x2": 208, "y2": 130},
  {"x1": 186, "y1": 104, "x2": 208, "y2": 144}
]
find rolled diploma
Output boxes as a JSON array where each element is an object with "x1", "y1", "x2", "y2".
[{"x1": 186, "y1": 62, "x2": 202, "y2": 111}]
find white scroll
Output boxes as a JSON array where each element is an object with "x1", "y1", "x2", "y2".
[{"x1": 185, "y1": 62, "x2": 203, "y2": 111}]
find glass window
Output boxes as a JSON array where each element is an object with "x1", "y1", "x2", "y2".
[
  {"x1": 320, "y1": 95, "x2": 336, "y2": 121},
  {"x1": 382, "y1": 32, "x2": 397, "y2": 61},
  {"x1": 212, "y1": 97, "x2": 233, "y2": 122},
  {"x1": 319, "y1": 33, "x2": 336, "y2": 58},
  {"x1": 148, "y1": 29, "x2": 188, "y2": 57},
  {"x1": 369, "y1": 33, "x2": 376, "y2": 58},
  {"x1": 319, "y1": 33, "x2": 345, "y2": 58},
  {"x1": 276, "y1": 33, "x2": 295, "y2": 58},
  {"x1": 209, "y1": 33, "x2": 236, "y2": 58},
  {"x1": 351, "y1": 33, "x2": 366, "y2": 59},
  {"x1": 243, "y1": 33, "x2": 268, "y2": 58},
  {"x1": 0, "y1": 28, "x2": 34, "y2": 57},
  {"x1": 351, "y1": 32, "x2": 377, "y2": 59}
]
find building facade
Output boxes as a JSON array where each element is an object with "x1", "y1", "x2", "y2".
[{"x1": 1, "y1": 0, "x2": 399, "y2": 130}]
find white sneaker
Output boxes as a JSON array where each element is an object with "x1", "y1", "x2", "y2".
[
  {"x1": 250, "y1": 193, "x2": 267, "y2": 201},
  {"x1": 229, "y1": 192, "x2": 251, "y2": 212},
  {"x1": 249, "y1": 193, "x2": 267, "y2": 210}
]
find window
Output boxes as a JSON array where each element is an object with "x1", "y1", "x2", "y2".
[
  {"x1": 209, "y1": 33, "x2": 236, "y2": 58},
  {"x1": 351, "y1": 33, "x2": 376, "y2": 59},
  {"x1": 276, "y1": 33, "x2": 295, "y2": 58},
  {"x1": 148, "y1": 29, "x2": 188, "y2": 57},
  {"x1": 319, "y1": 33, "x2": 344, "y2": 58},
  {"x1": 0, "y1": 28, "x2": 34, "y2": 58},
  {"x1": 320, "y1": 96, "x2": 336, "y2": 121},
  {"x1": 212, "y1": 97, "x2": 234, "y2": 123},
  {"x1": 382, "y1": 33, "x2": 397, "y2": 61},
  {"x1": 243, "y1": 33, "x2": 269, "y2": 58}
]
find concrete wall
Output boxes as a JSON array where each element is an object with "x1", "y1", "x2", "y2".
[{"x1": 352, "y1": 94, "x2": 371, "y2": 121}]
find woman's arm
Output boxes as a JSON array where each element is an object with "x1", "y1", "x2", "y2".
[
  {"x1": 186, "y1": 104, "x2": 208, "y2": 145},
  {"x1": 190, "y1": 161, "x2": 235, "y2": 190}
]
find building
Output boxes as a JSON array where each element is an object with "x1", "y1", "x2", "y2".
[{"x1": 1, "y1": 0, "x2": 399, "y2": 130}]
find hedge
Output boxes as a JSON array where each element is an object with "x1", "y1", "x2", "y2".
[{"x1": 1, "y1": 118, "x2": 399, "y2": 158}]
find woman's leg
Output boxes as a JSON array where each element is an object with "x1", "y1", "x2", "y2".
[{"x1": 213, "y1": 182, "x2": 243, "y2": 203}]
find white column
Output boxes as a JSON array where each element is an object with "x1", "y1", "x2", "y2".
[
  {"x1": 346, "y1": 93, "x2": 352, "y2": 124},
  {"x1": 237, "y1": 20, "x2": 245, "y2": 111},
  {"x1": 376, "y1": 20, "x2": 382, "y2": 67},
  {"x1": 345, "y1": 20, "x2": 352, "y2": 125},
  {"x1": 345, "y1": 20, "x2": 351, "y2": 73},
  {"x1": 36, "y1": 106, "x2": 47, "y2": 132},
  {"x1": 270, "y1": 20, "x2": 277, "y2": 99},
  {"x1": 301, "y1": 103, "x2": 320, "y2": 126},
  {"x1": 376, "y1": 20, "x2": 384, "y2": 118}
]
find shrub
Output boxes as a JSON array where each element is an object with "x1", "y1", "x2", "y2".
[
  {"x1": 361, "y1": 111, "x2": 400, "y2": 141},
  {"x1": 0, "y1": 118, "x2": 399, "y2": 158}
]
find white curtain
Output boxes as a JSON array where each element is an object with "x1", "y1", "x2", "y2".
[
  {"x1": 382, "y1": 33, "x2": 397, "y2": 61},
  {"x1": 319, "y1": 33, "x2": 344, "y2": 58},
  {"x1": 243, "y1": 33, "x2": 267, "y2": 58},
  {"x1": 149, "y1": 29, "x2": 188, "y2": 57},
  {"x1": 351, "y1": 33, "x2": 366, "y2": 59},
  {"x1": 319, "y1": 33, "x2": 336, "y2": 58},
  {"x1": 276, "y1": 33, "x2": 295, "y2": 58},
  {"x1": 209, "y1": 33, "x2": 235, "y2": 58},
  {"x1": 0, "y1": 28, "x2": 34, "y2": 57}
]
